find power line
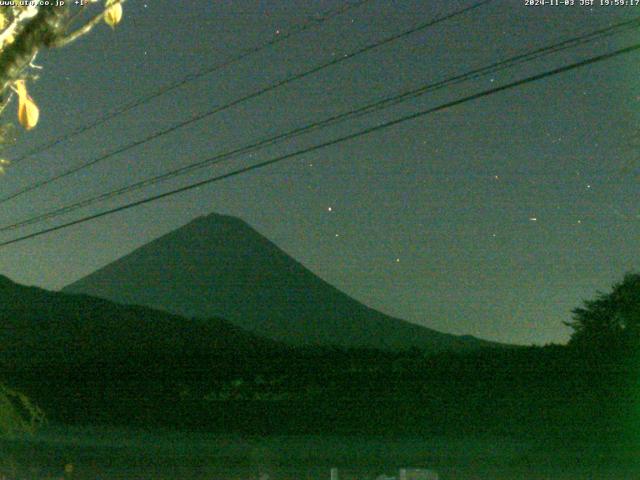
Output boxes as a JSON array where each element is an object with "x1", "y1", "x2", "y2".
[
  {"x1": 2, "y1": 17, "x2": 639, "y2": 233},
  {"x1": 0, "y1": 0, "x2": 493, "y2": 204},
  {"x1": 11, "y1": 0, "x2": 373, "y2": 166},
  {"x1": 2, "y1": 40, "x2": 638, "y2": 248}
]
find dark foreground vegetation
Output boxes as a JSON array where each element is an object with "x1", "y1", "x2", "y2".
[
  {"x1": 6, "y1": 345, "x2": 637, "y2": 445},
  {"x1": 0, "y1": 274, "x2": 638, "y2": 452}
]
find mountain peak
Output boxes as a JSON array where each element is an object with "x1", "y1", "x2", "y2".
[
  {"x1": 64, "y1": 212, "x2": 497, "y2": 352},
  {"x1": 195, "y1": 212, "x2": 244, "y2": 224},
  {"x1": 179, "y1": 212, "x2": 255, "y2": 237}
]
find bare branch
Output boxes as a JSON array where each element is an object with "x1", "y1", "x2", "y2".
[
  {"x1": 0, "y1": 91, "x2": 14, "y2": 118},
  {"x1": 51, "y1": 0, "x2": 126, "y2": 48},
  {"x1": 49, "y1": 11, "x2": 104, "y2": 48}
]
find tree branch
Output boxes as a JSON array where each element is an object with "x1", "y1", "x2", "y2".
[
  {"x1": 51, "y1": 0, "x2": 126, "y2": 48},
  {"x1": 0, "y1": 6, "x2": 39, "y2": 47},
  {"x1": 0, "y1": 6, "x2": 69, "y2": 94}
]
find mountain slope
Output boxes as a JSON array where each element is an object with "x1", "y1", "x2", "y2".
[
  {"x1": 0, "y1": 274, "x2": 280, "y2": 372},
  {"x1": 64, "y1": 213, "x2": 496, "y2": 352},
  {"x1": 0, "y1": 274, "x2": 287, "y2": 427}
]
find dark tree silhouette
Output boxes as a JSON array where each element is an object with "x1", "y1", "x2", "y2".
[{"x1": 566, "y1": 272, "x2": 640, "y2": 352}]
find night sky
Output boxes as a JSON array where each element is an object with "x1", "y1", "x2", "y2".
[{"x1": 0, "y1": 0, "x2": 638, "y2": 345}]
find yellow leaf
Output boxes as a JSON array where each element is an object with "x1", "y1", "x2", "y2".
[
  {"x1": 104, "y1": 3, "x2": 123, "y2": 28},
  {"x1": 2, "y1": 34, "x2": 15, "y2": 49},
  {"x1": 14, "y1": 80, "x2": 39, "y2": 131}
]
